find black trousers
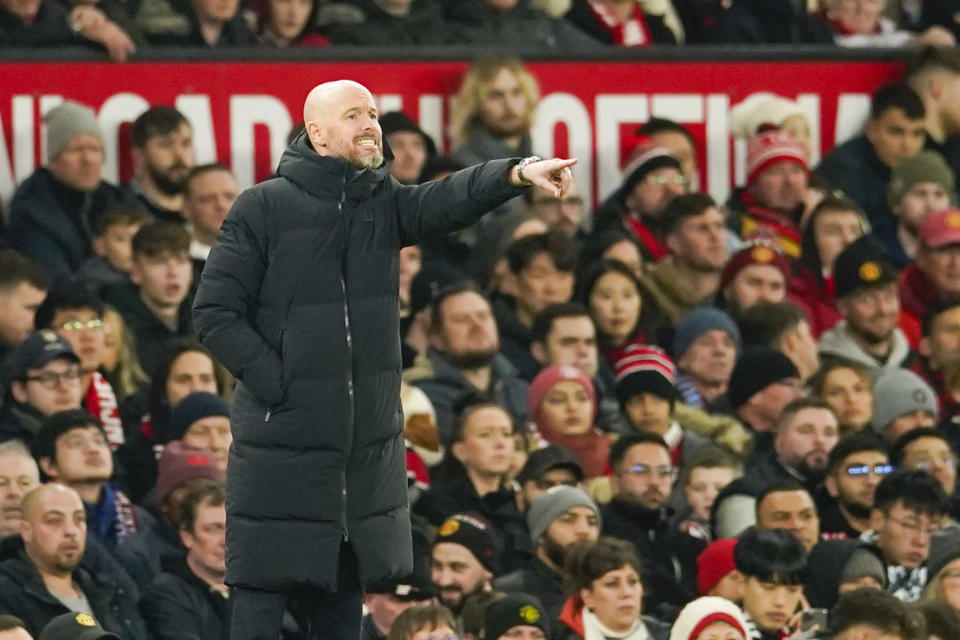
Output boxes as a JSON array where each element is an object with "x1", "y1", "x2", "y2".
[{"x1": 230, "y1": 541, "x2": 363, "y2": 640}]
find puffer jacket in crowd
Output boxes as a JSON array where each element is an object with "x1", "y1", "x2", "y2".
[
  {"x1": 140, "y1": 555, "x2": 230, "y2": 640},
  {"x1": 193, "y1": 132, "x2": 523, "y2": 591}
]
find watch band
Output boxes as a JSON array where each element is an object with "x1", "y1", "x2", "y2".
[{"x1": 516, "y1": 156, "x2": 542, "y2": 186}]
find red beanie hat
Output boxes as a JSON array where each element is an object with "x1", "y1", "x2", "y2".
[
  {"x1": 746, "y1": 129, "x2": 807, "y2": 186},
  {"x1": 696, "y1": 538, "x2": 738, "y2": 596},
  {"x1": 719, "y1": 241, "x2": 790, "y2": 291},
  {"x1": 529, "y1": 365, "x2": 596, "y2": 428}
]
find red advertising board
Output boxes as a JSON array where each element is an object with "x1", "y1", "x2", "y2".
[{"x1": 0, "y1": 59, "x2": 904, "y2": 205}]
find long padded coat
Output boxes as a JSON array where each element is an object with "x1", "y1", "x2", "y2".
[{"x1": 193, "y1": 134, "x2": 522, "y2": 590}]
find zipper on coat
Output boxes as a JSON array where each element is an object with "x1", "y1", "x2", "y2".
[{"x1": 339, "y1": 182, "x2": 353, "y2": 544}]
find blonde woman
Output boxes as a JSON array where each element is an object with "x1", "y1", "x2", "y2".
[{"x1": 102, "y1": 305, "x2": 149, "y2": 399}]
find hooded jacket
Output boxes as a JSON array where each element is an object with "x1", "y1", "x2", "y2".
[
  {"x1": 192, "y1": 133, "x2": 523, "y2": 590},
  {"x1": 818, "y1": 321, "x2": 913, "y2": 375}
]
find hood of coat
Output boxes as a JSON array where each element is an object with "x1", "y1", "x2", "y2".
[{"x1": 277, "y1": 131, "x2": 394, "y2": 201}]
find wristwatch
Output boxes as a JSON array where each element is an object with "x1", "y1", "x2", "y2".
[{"x1": 516, "y1": 156, "x2": 542, "y2": 186}]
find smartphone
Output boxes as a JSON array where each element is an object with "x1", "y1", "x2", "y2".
[{"x1": 801, "y1": 608, "x2": 828, "y2": 633}]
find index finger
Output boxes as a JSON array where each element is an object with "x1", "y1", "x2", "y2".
[{"x1": 547, "y1": 158, "x2": 579, "y2": 170}]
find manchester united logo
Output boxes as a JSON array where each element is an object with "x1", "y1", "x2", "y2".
[
  {"x1": 751, "y1": 246, "x2": 774, "y2": 263},
  {"x1": 75, "y1": 614, "x2": 97, "y2": 627},
  {"x1": 439, "y1": 518, "x2": 460, "y2": 537},
  {"x1": 859, "y1": 262, "x2": 881, "y2": 282},
  {"x1": 519, "y1": 605, "x2": 541, "y2": 623}
]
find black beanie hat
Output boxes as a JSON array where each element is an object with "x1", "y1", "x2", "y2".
[
  {"x1": 433, "y1": 512, "x2": 501, "y2": 574},
  {"x1": 727, "y1": 347, "x2": 800, "y2": 411},
  {"x1": 484, "y1": 593, "x2": 550, "y2": 640},
  {"x1": 162, "y1": 392, "x2": 230, "y2": 445},
  {"x1": 833, "y1": 235, "x2": 897, "y2": 299},
  {"x1": 379, "y1": 111, "x2": 437, "y2": 156}
]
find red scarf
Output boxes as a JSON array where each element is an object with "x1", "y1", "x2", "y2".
[
  {"x1": 622, "y1": 215, "x2": 669, "y2": 261},
  {"x1": 737, "y1": 191, "x2": 803, "y2": 257},
  {"x1": 586, "y1": 0, "x2": 653, "y2": 46},
  {"x1": 85, "y1": 372, "x2": 124, "y2": 449}
]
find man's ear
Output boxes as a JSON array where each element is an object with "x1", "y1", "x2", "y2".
[
  {"x1": 10, "y1": 381, "x2": 28, "y2": 405},
  {"x1": 530, "y1": 341, "x2": 547, "y2": 366},
  {"x1": 665, "y1": 232, "x2": 682, "y2": 256},
  {"x1": 824, "y1": 472, "x2": 838, "y2": 498},
  {"x1": 919, "y1": 336, "x2": 932, "y2": 359},
  {"x1": 38, "y1": 457, "x2": 58, "y2": 480},
  {"x1": 306, "y1": 121, "x2": 326, "y2": 150},
  {"x1": 179, "y1": 527, "x2": 194, "y2": 550}
]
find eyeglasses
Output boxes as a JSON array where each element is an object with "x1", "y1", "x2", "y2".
[
  {"x1": 844, "y1": 464, "x2": 893, "y2": 477},
  {"x1": 60, "y1": 319, "x2": 104, "y2": 332},
  {"x1": 25, "y1": 369, "x2": 82, "y2": 388},
  {"x1": 886, "y1": 514, "x2": 941, "y2": 538},
  {"x1": 644, "y1": 174, "x2": 688, "y2": 187},
  {"x1": 623, "y1": 464, "x2": 678, "y2": 480}
]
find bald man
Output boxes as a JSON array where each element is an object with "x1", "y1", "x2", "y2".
[
  {"x1": 0, "y1": 485, "x2": 146, "y2": 638},
  {"x1": 193, "y1": 79, "x2": 575, "y2": 640}
]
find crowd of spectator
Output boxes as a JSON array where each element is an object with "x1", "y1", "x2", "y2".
[
  {"x1": 5, "y1": 0, "x2": 960, "y2": 60},
  {"x1": 4, "y1": 41, "x2": 960, "y2": 640}
]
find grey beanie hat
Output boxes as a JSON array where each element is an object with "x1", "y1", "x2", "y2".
[
  {"x1": 673, "y1": 307, "x2": 741, "y2": 359},
  {"x1": 45, "y1": 101, "x2": 103, "y2": 162},
  {"x1": 839, "y1": 548, "x2": 886, "y2": 587},
  {"x1": 870, "y1": 369, "x2": 939, "y2": 434},
  {"x1": 527, "y1": 485, "x2": 599, "y2": 543}
]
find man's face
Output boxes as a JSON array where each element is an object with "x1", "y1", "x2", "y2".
[
  {"x1": 536, "y1": 315, "x2": 598, "y2": 377},
  {"x1": 774, "y1": 407, "x2": 839, "y2": 478},
  {"x1": 51, "y1": 308, "x2": 105, "y2": 374},
  {"x1": 516, "y1": 253, "x2": 574, "y2": 321},
  {"x1": 193, "y1": 0, "x2": 239, "y2": 22},
  {"x1": 430, "y1": 542, "x2": 491, "y2": 613},
  {"x1": 866, "y1": 108, "x2": 926, "y2": 169},
  {"x1": 131, "y1": 251, "x2": 193, "y2": 310},
  {"x1": 684, "y1": 466, "x2": 737, "y2": 522},
  {"x1": 0, "y1": 454, "x2": 39, "y2": 537},
  {"x1": 886, "y1": 411, "x2": 937, "y2": 442},
  {"x1": 649, "y1": 131, "x2": 696, "y2": 182},
  {"x1": 48, "y1": 133, "x2": 104, "y2": 192},
  {"x1": 184, "y1": 170, "x2": 237, "y2": 240},
  {"x1": 20, "y1": 488, "x2": 86, "y2": 575},
  {"x1": 181, "y1": 500, "x2": 226, "y2": 576},
  {"x1": 678, "y1": 329, "x2": 737, "y2": 389},
  {"x1": 528, "y1": 180, "x2": 585, "y2": 238},
  {"x1": 11, "y1": 358, "x2": 83, "y2": 416},
  {"x1": 901, "y1": 436, "x2": 956, "y2": 495},
  {"x1": 749, "y1": 161, "x2": 807, "y2": 213},
  {"x1": 833, "y1": 626, "x2": 903, "y2": 640},
  {"x1": 363, "y1": 593, "x2": 426, "y2": 636},
  {"x1": 183, "y1": 416, "x2": 232, "y2": 472},
  {"x1": 165, "y1": 351, "x2": 218, "y2": 406},
  {"x1": 44, "y1": 426, "x2": 113, "y2": 486},
  {"x1": 894, "y1": 183, "x2": 950, "y2": 232},
  {"x1": 756, "y1": 489, "x2": 820, "y2": 552},
  {"x1": 478, "y1": 68, "x2": 529, "y2": 139},
  {"x1": 827, "y1": 450, "x2": 889, "y2": 518},
  {"x1": 611, "y1": 442, "x2": 673, "y2": 509},
  {"x1": 838, "y1": 283, "x2": 900, "y2": 344},
  {"x1": 918, "y1": 244, "x2": 960, "y2": 297},
  {"x1": 724, "y1": 265, "x2": 786, "y2": 312},
  {"x1": 814, "y1": 209, "x2": 864, "y2": 274},
  {"x1": 742, "y1": 577, "x2": 803, "y2": 633},
  {"x1": 138, "y1": 122, "x2": 195, "y2": 196},
  {"x1": 316, "y1": 85, "x2": 383, "y2": 170},
  {"x1": 0, "y1": 627, "x2": 32, "y2": 640},
  {"x1": 667, "y1": 207, "x2": 728, "y2": 272},
  {"x1": 783, "y1": 321, "x2": 820, "y2": 382},
  {"x1": 872, "y1": 502, "x2": 940, "y2": 568},
  {"x1": 520, "y1": 467, "x2": 578, "y2": 507},
  {"x1": 433, "y1": 292, "x2": 500, "y2": 368},
  {"x1": 544, "y1": 505, "x2": 599, "y2": 547},
  {"x1": 452, "y1": 407, "x2": 514, "y2": 476},
  {"x1": 828, "y1": 0, "x2": 881, "y2": 34},
  {"x1": 387, "y1": 131, "x2": 428, "y2": 185},
  {"x1": 93, "y1": 223, "x2": 143, "y2": 274},
  {"x1": 0, "y1": 282, "x2": 46, "y2": 347},
  {"x1": 923, "y1": 306, "x2": 960, "y2": 371},
  {"x1": 624, "y1": 393, "x2": 672, "y2": 436},
  {"x1": 624, "y1": 167, "x2": 686, "y2": 220}
]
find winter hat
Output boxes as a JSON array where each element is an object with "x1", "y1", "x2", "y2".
[
  {"x1": 45, "y1": 101, "x2": 103, "y2": 162},
  {"x1": 719, "y1": 242, "x2": 790, "y2": 291},
  {"x1": 727, "y1": 347, "x2": 799, "y2": 411},
  {"x1": 155, "y1": 441, "x2": 223, "y2": 505},
  {"x1": 833, "y1": 235, "x2": 897, "y2": 299},
  {"x1": 38, "y1": 612, "x2": 119, "y2": 640},
  {"x1": 8, "y1": 329, "x2": 79, "y2": 380},
  {"x1": 484, "y1": 593, "x2": 550, "y2": 640},
  {"x1": 526, "y1": 485, "x2": 600, "y2": 543},
  {"x1": 668, "y1": 596, "x2": 749, "y2": 640},
  {"x1": 888, "y1": 150, "x2": 956, "y2": 209},
  {"x1": 696, "y1": 538, "x2": 739, "y2": 596},
  {"x1": 433, "y1": 512, "x2": 501, "y2": 574},
  {"x1": 614, "y1": 344, "x2": 677, "y2": 407},
  {"x1": 838, "y1": 547, "x2": 886, "y2": 586},
  {"x1": 516, "y1": 444, "x2": 583, "y2": 485},
  {"x1": 618, "y1": 143, "x2": 683, "y2": 205},
  {"x1": 409, "y1": 262, "x2": 468, "y2": 316},
  {"x1": 379, "y1": 111, "x2": 437, "y2": 156},
  {"x1": 673, "y1": 308, "x2": 741, "y2": 359},
  {"x1": 919, "y1": 207, "x2": 960, "y2": 249},
  {"x1": 870, "y1": 369, "x2": 939, "y2": 435},
  {"x1": 925, "y1": 533, "x2": 960, "y2": 581},
  {"x1": 730, "y1": 93, "x2": 809, "y2": 140},
  {"x1": 745, "y1": 129, "x2": 807, "y2": 186},
  {"x1": 163, "y1": 392, "x2": 230, "y2": 445},
  {"x1": 529, "y1": 365, "x2": 596, "y2": 425}
]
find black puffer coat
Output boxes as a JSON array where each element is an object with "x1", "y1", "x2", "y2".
[{"x1": 193, "y1": 134, "x2": 522, "y2": 591}]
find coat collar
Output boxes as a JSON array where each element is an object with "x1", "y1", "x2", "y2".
[{"x1": 276, "y1": 132, "x2": 393, "y2": 201}]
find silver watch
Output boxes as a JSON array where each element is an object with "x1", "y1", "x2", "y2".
[{"x1": 516, "y1": 156, "x2": 542, "y2": 186}]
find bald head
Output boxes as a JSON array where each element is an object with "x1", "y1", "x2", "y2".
[
  {"x1": 20, "y1": 483, "x2": 82, "y2": 522},
  {"x1": 20, "y1": 483, "x2": 86, "y2": 577},
  {"x1": 302, "y1": 80, "x2": 384, "y2": 169}
]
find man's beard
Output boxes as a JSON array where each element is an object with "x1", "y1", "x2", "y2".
[
  {"x1": 437, "y1": 582, "x2": 483, "y2": 615},
  {"x1": 445, "y1": 346, "x2": 498, "y2": 370},
  {"x1": 348, "y1": 147, "x2": 384, "y2": 170},
  {"x1": 797, "y1": 459, "x2": 827, "y2": 485},
  {"x1": 148, "y1": 162, "x2": 189, "y2": 196},
  {"x1": 849, "y1": 318, "x2": 894, "y2": 345},
  {"x1": 542, "y1": 533, "x2": 569, "y2": 570},
  {"x1": 840, "y1": 495, "x2": 872, "y2": 520}
]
